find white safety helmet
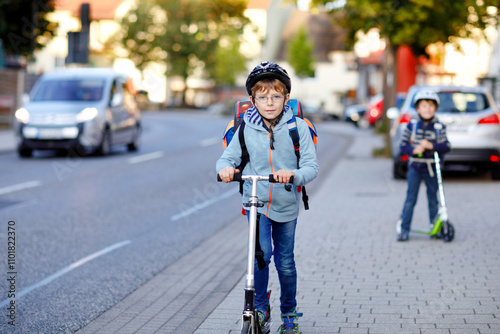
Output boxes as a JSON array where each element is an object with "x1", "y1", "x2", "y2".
[{"x1": 413, "y1": 89, "x2": 440, "y2": 106}]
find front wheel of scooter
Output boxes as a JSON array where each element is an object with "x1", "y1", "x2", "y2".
[
  {"x1": 443, "y1": 222, "x2": 455, "y2": 242},
  {"x1": 241, "y1": 320, "x2": 251, "y2": 334}
]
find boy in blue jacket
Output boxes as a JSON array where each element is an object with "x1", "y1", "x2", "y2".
[
  {"x1": 397, "y1": 89, "x2": 451, "y2": 241},
  {"x1": 217, "y1": 62, "x2": 318, "y2": 333}
]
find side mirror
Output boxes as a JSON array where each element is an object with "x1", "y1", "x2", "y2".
[
  {"x1": 110, "y1": 92, "x2": 123, "y2": 107},
  {"x1": 386, "y1": 107, "x2": 399, "y2": 120}
]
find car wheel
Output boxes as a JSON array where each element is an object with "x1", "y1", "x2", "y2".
[
  {"x1": 393, "y1": 161, "x2": 407, "y2": 179},
  {"x1": 97, "y1": 129, "x2": 111, "y2": 156},
  {"x1": 127, "y1": 124, "x2": 141, "y2": 152},
  {"x1": 492, "y1": 167, "x2": 500, "y2": 180},
  {"x1": 18, "y1": 146, "x2": 33, "y2": 158}
]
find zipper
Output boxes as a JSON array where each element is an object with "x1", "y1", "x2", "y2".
[{"x1": 266, "y1": 132, "x2": 273, "y2": 216}]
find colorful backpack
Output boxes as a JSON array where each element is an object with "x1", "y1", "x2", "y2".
[{"x1": 222, "y1": 99, "x2": 317, "y2": 210}]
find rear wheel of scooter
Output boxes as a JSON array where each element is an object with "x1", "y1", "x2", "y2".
[
  {"x1": 443, "y1": 222, "x2": 455, "y2": 242},
  {"x1": 241, "y1": 320, "x2": 251, "y2": 334}
]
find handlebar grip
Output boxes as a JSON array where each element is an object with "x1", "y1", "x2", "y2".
[
  {"x1": 217, "y1": 173, "x2": 243, "y2": 182},
  {"x1": 269, "y1": 175, "x2": 294, "y2": 184}
]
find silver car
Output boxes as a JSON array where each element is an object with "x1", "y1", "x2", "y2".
[
  {"x1": 14, "y1": 68, "x2": 141, "y2": 157},
  {"x1": 390, "y1": 85, "x2": 500, "y2": 180}
]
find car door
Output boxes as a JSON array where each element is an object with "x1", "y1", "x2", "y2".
[{"x1": 108, "y1": 78, "x2": 129, "y2": 144}]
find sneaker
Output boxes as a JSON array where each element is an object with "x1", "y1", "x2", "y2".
[
  {"x1": 279, "y1": 310, "x2": 303, "y2": 334},
  {"x1": 258, "y1": 305, "x2": 270, "y2": 327},
  {"x1": 397, "y1": 229, "x2": 409, "y2": 242}
]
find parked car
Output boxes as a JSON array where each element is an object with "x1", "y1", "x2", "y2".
[
  {"x1": 363, "y1": 93, "x2": 384, "y2": 127},
  {"x1": 390, "y1": 85, "x2": 500, "y2": 179},
  {"x1": 14, "y1": 68, "x2": 141, "y2": 157},
  {"x1": 343, "y1": 103, "x2": 367, "y2": 127}
]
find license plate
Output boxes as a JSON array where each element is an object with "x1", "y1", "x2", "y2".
[
  {"x1": 447, "y1": 124, "x2": 469, "y2": 132},
  {"x1": 38, "y1": 128, "x2": 64, "y2": 139}
]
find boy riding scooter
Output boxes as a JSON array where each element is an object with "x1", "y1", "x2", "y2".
[
  {"x1": 217, "y1": 62, "x2": 318, "y2": 333},
  {"x1": 397, "y1": 90, "x2": 451, "y2": 242}
]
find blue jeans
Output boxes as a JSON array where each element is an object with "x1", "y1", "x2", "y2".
[
  {"x1": 400, "y1": 166, "x2": 439, "y2": 231},
  {"x1": 248, "y1": 213, "x2": 297, "y2": 315}
]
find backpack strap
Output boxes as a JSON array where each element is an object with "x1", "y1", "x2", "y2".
[
  {"x1": 237, "y1": 120, "x2": 248, "y2": 195},
  {"x1": 410, "y1": 119, "x2": 419, "y2": 144},
  {"x1": 287, "y1": 116, "x2": 310, "y2": 210}
]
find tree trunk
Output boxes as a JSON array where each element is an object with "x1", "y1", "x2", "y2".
[{"x1": 381, "y1": 42, "x2": 398, "y2": 156}]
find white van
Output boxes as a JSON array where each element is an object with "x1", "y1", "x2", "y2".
[{"x1": 14, "y1": 68, "x2": 141, "y2": 157}]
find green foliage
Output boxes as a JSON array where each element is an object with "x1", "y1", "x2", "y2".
[
  {"x1": 0, "y1": 0, "x2": 57, "y2": 58},
  {"x1": 119, "y1": 0, "x2": 249, "y2": 82},
  {"x1": 287, "y1": 26, "x2": 315, "y2": 78},
  {"x1": 214, "y1": 33, "x2": 248, "y2": 86},
  {"x1": 310, "y1": 0, "x2": 500, "y2": 56}
]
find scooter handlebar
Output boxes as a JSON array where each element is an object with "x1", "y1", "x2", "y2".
[{"x1": 217, "y1": 173, "x2": 294, "y2": 184}]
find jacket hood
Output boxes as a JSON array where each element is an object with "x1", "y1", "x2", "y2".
[{"x1": 244, "y1": 104, "x2": 293, "y2": 130}]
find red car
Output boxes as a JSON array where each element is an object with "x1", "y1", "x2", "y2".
[{"x1": 364, "y1": 93, "x2": 384, "y2": 126}]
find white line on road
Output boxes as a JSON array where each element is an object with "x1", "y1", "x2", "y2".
[
  {"x1": 0, "y1": 240, "x2": 131, "y2": 308},
  {"x1": 128, "y1": 151, "x2": 164, "y2": 164},
  {"x1": 200, "y1": 137, "x2": 219, "y2": 147},
  {"x1": 171, "y1": 188, "x2": 239, "y2": 221},
  {"x1": 0, "y1": 180, "x2": 42, "y2": 196}
]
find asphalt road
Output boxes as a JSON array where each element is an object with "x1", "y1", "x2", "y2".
[{"x1": 0, "y1": 111, "x2": 349, "y2": 333}]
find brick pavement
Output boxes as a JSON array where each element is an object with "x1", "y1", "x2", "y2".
[
  {"x1": 196, "y1": 123, "x2": 500, "y2": 334},
  {"x1": 78, "y1": 123, "x2": 500, "y2": 334}
]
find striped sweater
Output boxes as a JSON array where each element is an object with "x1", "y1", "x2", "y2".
[{"x1": 400, "y1": 116, "x2": 451, "y2": 173}]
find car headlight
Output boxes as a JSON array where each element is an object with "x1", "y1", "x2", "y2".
[
  {"x1": 76, "y1": 108, "x2": 98, "y2": 123},
  {"x1": 15, "y1": 108, "x2": 30, "y2": 124}
]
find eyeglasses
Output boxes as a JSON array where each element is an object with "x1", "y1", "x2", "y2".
[{"x1": 254, "y1": 95, "x2": 284, "y2": 103}]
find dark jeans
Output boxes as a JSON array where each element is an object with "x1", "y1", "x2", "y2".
[
  {"x1": 400, "y1": 166, "x2": 439, "y2": 232},
  {"x1": 249, "y1": 213, "x2": 298, "y2": 315}
]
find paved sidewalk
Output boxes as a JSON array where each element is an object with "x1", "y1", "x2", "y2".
[{"x1": 78, "y1": 123, "x2": 500, "y2": 334}]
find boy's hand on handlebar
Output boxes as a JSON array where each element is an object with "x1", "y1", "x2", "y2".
[
  {"x1": 420, "y1": 139, "x2": 433, "y2": 150},
  {"x1": 413, "y1": 145, "x2": 425, "y2": 155},
  {"x1": 218, "y1": 167, "x2": 239, "y2": 183},
  {"x1": 274, "y1": 169, "x2": 295, "y2": 184}
]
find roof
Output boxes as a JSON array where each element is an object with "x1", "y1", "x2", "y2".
[
  {"x1": 278, "y1": 11, "x2": 347, "y2": 62},
  {"x1": 358, "y1": 50, "x2": 384, "y2": 66},
  {"x1": 55, "y1": 0, "x2": 124, "y2": 20}
]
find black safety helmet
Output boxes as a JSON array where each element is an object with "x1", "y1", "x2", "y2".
[{"x1": 245, "y1": 61, "x2": 291, "y2": 96}]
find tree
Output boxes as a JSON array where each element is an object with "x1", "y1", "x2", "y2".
[
  {"x1": 0, "y1": 0, "x2": 56, "y2": 63},
  {"x1": 118, "y1": 0, "x2": 249, "y2": 105},
  {"x1": 309, "y1": 0, "x2": 500, "y2": 152},
  {"x1": 214, "y1": 32, "x2": 248, "y2": 86},
  {"x1": 287, "y1": 26, "x2": 315, "y2": 78}
]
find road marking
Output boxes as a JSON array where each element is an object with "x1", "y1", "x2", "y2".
[
  {"x1": 200, "y1": 137, "x2": 219, "y2": 147},
  {"x1": 0, "y1": 200, "x2": 37, "y2": 212},
  {"x1": 171, "y1": 188, "x2": 238, "y2": 221},
  {"x1": 0, "y1": 180, "x2": 42, "y2": 196},
  {"x1": 0, "y1": 240, "x2": 131, "y2": 308},
  {"x1": 128, "y1": 151, "x2": 164, "y2": 164}
]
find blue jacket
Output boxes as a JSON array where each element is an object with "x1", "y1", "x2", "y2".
[
  {"x1": 400, "y1": 116, "x2": 451, "y2": 173},
  {"x1": 216, "y1": 105, "x2": 319, "y2": 222}
]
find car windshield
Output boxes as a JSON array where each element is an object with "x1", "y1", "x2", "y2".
[
  {"x1": 410, "y1": 91, "x2": 490, "y2": 113},
  {"x1": 32, "y1": 79, "x2": 105, "y2": 102}
]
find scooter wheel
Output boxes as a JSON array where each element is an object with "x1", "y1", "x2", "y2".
[
  {"x1": 241, "y1": 320, "x2": 251, "y2": 334},
  {"x1": 443, "y1": 222, "x2": 455, "y2": 242}
]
